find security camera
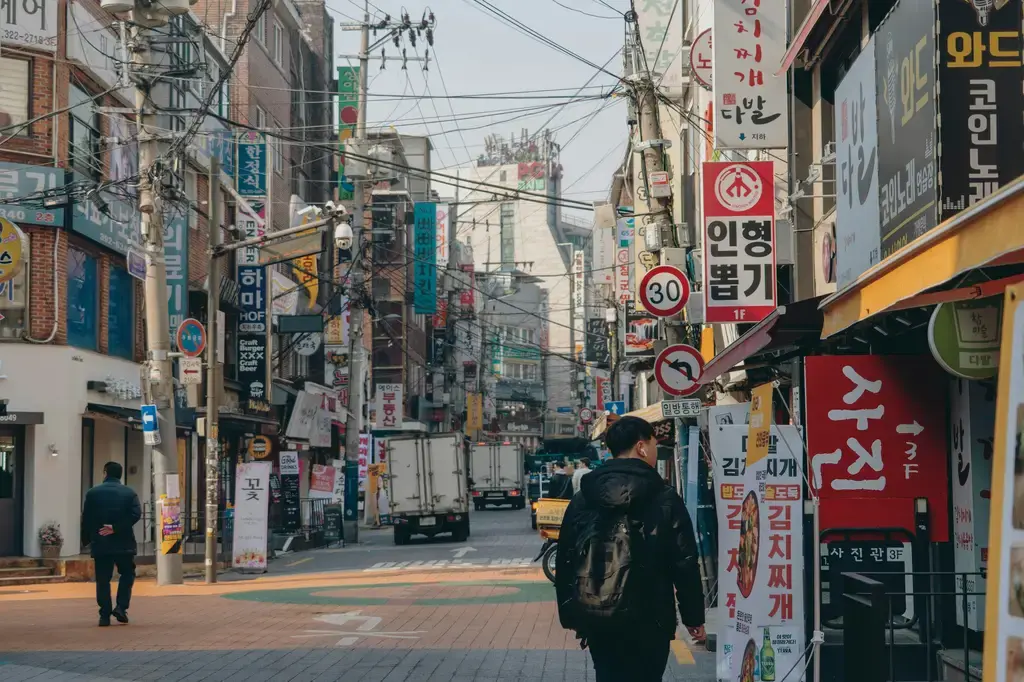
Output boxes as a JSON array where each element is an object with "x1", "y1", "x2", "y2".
[{"x1": 334, "y1": 221, "x2": 354, "y2": 250}]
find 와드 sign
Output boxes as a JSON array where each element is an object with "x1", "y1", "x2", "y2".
[
  {"x1": 712, "y1": 0, "x2": 788, "y2": 148},
  {"x1": 875, "y1": 0, "x2": 937, "y2": 259},
  {"x1": 232, "y1": 461, "x2": 272, "y2": 571},
  {"x1": 702, "y1": 161, "x2": 777, "y2": 324},
  {"x1": 712, "y1": 424, "x2": 805, "y2": 682},
  {"x1": 937, "y1": 0, "x2": 1023, "y2": 223},
  {"x1": 413, "y1": 202, "x2": 437, "y2": 315},
  {"x1": 834, "y1": 36, "x2": 881, "y2": 287}
]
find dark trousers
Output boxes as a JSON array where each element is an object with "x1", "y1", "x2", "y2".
[
  {"x1": 588, "y1": 634, "x2": 672, "y2": 682},
  {"x1": 94, "y1": 554, "x2": 135, "y2": 617}
]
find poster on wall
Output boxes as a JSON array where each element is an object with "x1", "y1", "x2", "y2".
[
  {"x1": 702, "y1": 161, "x2": 777, "y2": 324},
  {"x1": 711, "y1": 424, "x2": 805, "y2": 682},
  {"x1": 231, "y1": 461, "x2": 271, "y2": 571},
  {"x1": 804, "y1": 355, "x2": 950, "y2": 541}
]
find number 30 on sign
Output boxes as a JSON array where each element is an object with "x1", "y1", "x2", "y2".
[{"x1": 639, "y1": 265, "x2": 691, "y2": 318}]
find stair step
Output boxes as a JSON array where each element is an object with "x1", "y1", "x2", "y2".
[
  {"x1": 0, "y1": 575, "x2": 66, "y2": 588},
  {"x1": 0, "y1": 558, "x2": 46, "y2": 570},
  {"x1": 0, "y1": 566, "x2": 52, "y2": 578}
]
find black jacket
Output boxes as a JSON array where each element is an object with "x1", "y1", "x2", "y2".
[
  {"x1": 81, "y1": 477, "x2": 142, "y2": 557},
  {"x1": 554, "y1": 457, "x2": 705, "y2": 638},
  {"x1": 547, "y1": 471, "x2": 574, "y2": 500}
]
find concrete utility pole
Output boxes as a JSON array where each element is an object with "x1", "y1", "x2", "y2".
[
  {"x1": 445, "y1": 205, "x2": 460, "y2": 430},
  {"x1": 133, "y1": 23, "x2": 182, "y2": 586},
  {"x1": 204, "y1": 156, "x2": 222, "y2": 584}
]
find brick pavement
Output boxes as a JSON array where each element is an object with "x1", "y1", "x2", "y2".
[{"x1": 0, "y1": 567, "x2": 716, "y2": 681}]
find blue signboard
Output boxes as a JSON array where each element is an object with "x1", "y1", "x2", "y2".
[
  {"x1": 141, "y1": 404, "x2": 158, "y2": 433},
  {"x1": 236, "y1": 132, "x2": 267, "y2": 197},
  {"x1": 0, "y1": 162, "x2": 65, "y2": 226},
  {"x1": 605, "y1": 401, "x2": 626, "y2": 416},
  {"x1": 412, "y1": 202, "x2": 437, "y2": 315},
  {"x1": 556, "y1": 406, "x2": 574, "y2": 414},
  {"x1": 197, "y1": 127, "x2": 235, "y2": 178},
  {"x1": 164, "y1": 215, "x2": 189, "y2": 344},
  {"x1": 238, "y1": 265, "x2": 266, "y2": 334}
]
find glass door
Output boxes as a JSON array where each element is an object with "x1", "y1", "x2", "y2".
[{"x1": 0, "y1": 428, "x2": 24, "y2": 556}]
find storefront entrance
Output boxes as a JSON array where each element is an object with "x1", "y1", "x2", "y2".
[{"x1": 0, "y1": 426, "x2": 25, "y2": 556}]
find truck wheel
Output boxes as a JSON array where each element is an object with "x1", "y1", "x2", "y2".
[
  {"x1": 453, "y1": 521, "x2": 470, "y2": 542},
  {"x1": 394, "y1": 528, "x2": 409, "y2": 545},
  {"x1": 474, "y1": 501, "x2": 483, "y2": 511}
]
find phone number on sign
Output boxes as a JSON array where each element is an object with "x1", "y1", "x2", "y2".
[
  {"x1": 1, "y1": 30, "x2": 56, "y2": 47},
  {"x1": 0, "y1": 207, "x2": 58, "y2": 225}
]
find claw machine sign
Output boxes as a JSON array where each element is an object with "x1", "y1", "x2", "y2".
[
  {"x1": 712, "y1": 0, "x2": 788, "y2": 148},
  {"x1": 702, "y1": 161, "x2": 777, "y2": 323},
  {"x1": 804, "y1": 355, "x2": 950, "y2": 541}
]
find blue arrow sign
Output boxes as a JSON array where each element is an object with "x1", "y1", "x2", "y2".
[
  {"x1": 606, "y1": 401, "x2": 625, "y2": 416},
  {"x1": 140, "y1": 404, "x2": 158, "y2": 433}
]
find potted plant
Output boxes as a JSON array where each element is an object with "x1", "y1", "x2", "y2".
[{"x1": 38, "y1": 522, "x2": 63, "y2": 559}]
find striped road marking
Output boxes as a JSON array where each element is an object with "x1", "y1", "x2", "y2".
[
  {"x1": 671, "y1": 639, "x2": 695, "y2": 665},
  {"x1": 364, "y1": 558, "x2": 534, "y2": 572},
  {"x1": 286, "y1": 557, "x2": 314, "y2": 567}
]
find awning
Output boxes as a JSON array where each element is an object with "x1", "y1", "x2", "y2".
[
  {"x1": 699, "y1": 296, "x2": 825, "y2": 386},
  {"x1": 819, "y1": 175, "x2": 1024, "y2": 339},
  {"x1": 84, "y1": 403, "x2": 142, "y2": 430},
  {"x1": 775, "y1": 0, "x2": 833, "y2": 76},
  {"x1": 590, "y1": 402, "x2": 666, "y2": 441}
]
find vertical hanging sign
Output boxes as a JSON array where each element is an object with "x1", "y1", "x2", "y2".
[
  {"x1": 573, "y1": 249, "x2": 586, "y2": 361},
  {"x1": 235, "y1": 131, "x2": 267, "y2": 197},
  {"x1": 435, "y1": 203, "x2": 450, "y2": 269},
  {"x1": 702, "y1": 161, "x2": 777, "y2": 324},
  {"x1": 712, "y1": 0, "x2": 788, "y2": 148},
  {"x1": 163, "y1": 213, "x2": 189, "y2": 345},
  {"x1": 232, "y1": 460, "x2": 272, "y2": 570},
  {"x1": 237, "y1": 204, "x2": 269, "y2": 407},
  {"x1": 338, "y1": 66, "x2": 360, "y2": 202},
  {"x1": 413, "y1": 202, "x2": 438, "y2": 315}
]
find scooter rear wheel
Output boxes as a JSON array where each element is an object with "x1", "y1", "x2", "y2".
[{"x1": 542, "y1": 543, "x2": 557, "y2": 583}]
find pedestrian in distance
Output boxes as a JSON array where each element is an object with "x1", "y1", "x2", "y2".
[
  {"x1": 555, "y1": 416, "x2": 706, "y2": 681},
  {"x1": 571, "y1": 456, "x2": 592, "y2": 495},
  {"x1": 548, "y1": 460, "x2": 574, "y2": 500},
  {"x1": 81, "y1": 461, "x2": 142, "y2": 627}
]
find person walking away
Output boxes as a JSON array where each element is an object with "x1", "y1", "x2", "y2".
[
  {"x1": 548, "y1": 461, "x2": 574, "y2": 500},
  {"x1": 81, "y1": 461, "x2": 142, "y2": 626},
  {"x1": 555, "y1": 416, "x2": 706, "y2": 681},
  {"x1": 571, "y1": 457, "x2": 592, "y2": 495}
]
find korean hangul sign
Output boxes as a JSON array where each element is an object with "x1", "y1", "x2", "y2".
[
  {"x1": 236, "y1": 131, "x2": 267, "y2": 198},
  {"x1": 1, "y1": 0, "x2": 58, "y2": 51},
  {"x1": 702, "y1": 161, "x2": 777, "y2": 323},
  {"x1": 875, "y1": 0, "x2": 936, "y2": 258},
  {"x1": 374, "y1": 383, "x2": 403, "y2": 430},
  {"x1": 459, "y1": 263, "x2": 475, "y2": 311},
  {"x1": 937, "y1": 0, "x2": 1023, "y2": 225},
  {"x1": 237, "y1": 202, "x2": 268, "y2": 406},
  {"x1": 711, "y1": 424, "x2": 805, "y2": 682},
  {"x1": 0, "y1": 162, "x2": 63, "y2": 226},
  {"x1": 163, "y1": 215, "x2": 188, "y2": 345},
  {"x1": 690, "y1": 28, "x2": 713, "y2": 89},
  {"x1": 435, "y1": 203, "x2": 450, "y2": 269},
  {"x1": 413, "y1": 202, "x2": 438, "y2": 315},
  {"x1": 357, "y1": 434, "x2": 371, "y2": 491},
  {"x1": 712, "y1": 0, "x2": 788, "y2": 149},
  {"x1": 804, "y1": 355, "x2": 949, "y2": 541},
  {"x1": 231, "y1": 461, "x2": 271, "y2": 571},
  {"x1": 633, "y1": 0, "x2": 684, "y2": 92},
  {"x1": 615, "y1": 217, "x2": 634, "y2": 307},
  {"x1": 337, "y1": 66, "x2": 360, "y2": 202}
]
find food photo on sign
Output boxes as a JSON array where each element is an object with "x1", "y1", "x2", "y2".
[{"x1": 624, "y1": 299, "x2": 658, "y2": 355}]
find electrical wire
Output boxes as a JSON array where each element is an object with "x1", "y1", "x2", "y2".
[{"x1": 550, "y1": 0, "x2": 620, "y2": 19}]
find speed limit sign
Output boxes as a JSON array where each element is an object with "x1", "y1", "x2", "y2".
[{"x1": 639, "y1": 265, "x2": 691, "y2": 318}]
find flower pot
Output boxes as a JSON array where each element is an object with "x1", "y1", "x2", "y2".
[{"x1": 40, "y1": 545, "x2": 62, "y2": 559}]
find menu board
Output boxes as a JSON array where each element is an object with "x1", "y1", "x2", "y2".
[{"x1": 278, "y1": 451, "x2": 301, "y2": 533}]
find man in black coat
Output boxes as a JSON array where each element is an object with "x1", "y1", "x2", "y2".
[
  {"x1": 81, "y1": 461, "x2": 142, "y2": 627},
  {"x1": 547, "y1": 461, "x2": 574, "y2": 500},
  {"x1": 555, "y1": 416, "x2": 706, "y2": 681}
]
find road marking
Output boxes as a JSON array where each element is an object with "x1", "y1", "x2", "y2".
[
  {"x1": 451, "y1": 546, "x2": 477, "y2": 558},
  {"x1": 286, "y1": 557, "x2": 313, "y2": 567},
  {"x1": 671, "y1": 640, "x2": 695, "y2": 665},
  {"x1": 363, "y1": 558, "x2": 534, "y2": 572},
  {"x1": 291, "y1": 611, "x2": 426, "y2": 647}
]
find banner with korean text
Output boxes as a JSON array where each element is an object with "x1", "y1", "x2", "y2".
[
  {"x1": 712, "y1": 0, "x2": 788, "y2": 148},
  {"x1": 375, "y1": 383, "x2": 403, "y2": 430},
  {"x1": 337, "y1": 66, "x2": 360, "y2": 202},
  {"x1": 702, "y1": 161, "x2": 777, "y2": 323},
  {"x1": 712, "y1": 424, "x2": 805, "y2": 682},
  {"x1": 413, "y1": 202, "x2": 437, "y2": 315},
  {"x1": 232, "y1": 461, "x2": 272, "y2": 571},
  {"x1": 237, "y1": 203, "x2": 268, "y2": 406}
]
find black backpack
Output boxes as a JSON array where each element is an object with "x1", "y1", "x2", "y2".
[{"x1": 568, "y1": 506, "x2": 657, "y2": 634}]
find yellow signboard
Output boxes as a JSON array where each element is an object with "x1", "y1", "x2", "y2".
[
  {"x1": 247, "y1": 435, "x2": 272, "y2": 460},
  {"x1": 746, "y1": 382, "x2": 773, "y2": 467},
  {"x1": 0, "y1": 217, "x2": 27, "y2": 284},
  {"x1": 466, "y1": 392, "x2": 483, "y2": 432},
  {"x1": 293, "y1": 253, "x2": 319, "y2": 308}
]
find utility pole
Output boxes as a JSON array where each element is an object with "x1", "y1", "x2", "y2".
[
  {"x1": 445, "y1": 205, "x2": 460, "y2": 430},
  {"x1": 132, "y1": 21, "x2": 182, "y2": 586},
  {"x1": 204, "y1": 157, "x2": 222, "y2": 584}
]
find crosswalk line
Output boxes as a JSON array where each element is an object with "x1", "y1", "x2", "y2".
[{"x1": 363, "y1": 558, "x2": 534, "y2": 572}]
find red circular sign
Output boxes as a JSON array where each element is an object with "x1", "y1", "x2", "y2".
[
  {"x1": 175, "y1": 318, "x2": 208, "y2": 359},
  {"x1": 690, "y1": 29, "x2": 713, "y2": 89},
  {"x1": 639, "y1": 265, "x2": 691, "y2": 318},
  {"x1": 654, "y1": 344, "x2": 706, "y2": 397},
  {"x1": 579, "y1": 408, "x2": 594, "y2": 424}
]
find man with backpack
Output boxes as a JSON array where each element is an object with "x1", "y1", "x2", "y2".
[{"x1": 555, "y1": 416, "x2": 706, "y2": 680}]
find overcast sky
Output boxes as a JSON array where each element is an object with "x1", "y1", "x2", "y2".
[{"x1": 329, "y1": 0, "x2": 628, "y2": 217}]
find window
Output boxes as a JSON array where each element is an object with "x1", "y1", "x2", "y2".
[
  {"x1": 273, "y1": 22, "x2": 284, "y2": 65},
  {"x1": 107, "y1": 266, "x2": 134, "y2": 359},
  {"x1": 499, "y1": 202, "x2": 514, "y2": 266},
  {"x1": 255, "y1": 12, "x2": 266, "y2": 45},
  {"x1": 218, "y1": 79, "x2": 230, "y2": 118},
  {"x1": 272, "y1": 124, "x2": 284, "y2": 174},
  {"x1": 0, "y1": 57, "x2": 29, "y2": 131},
  {"x1": 66, "y1": 245, "x2": 98, "y2": 351},
  {"x1": 254, "y1": 106, "x2": 267, "y2": 129},
  {"x1": 69, "y1": 85, "x2": 101, "y2": 179}
]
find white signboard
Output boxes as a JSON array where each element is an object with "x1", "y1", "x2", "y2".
[
  {"x1": 285, "y1": 390, "x2": 320, "y2": 440},
  {"x1": 1, "y1": 0, "x2": 58, "y2": 51},
  {"x1": 573, "y1": 250, "x2": 585, "y2": 359},
  {"x1": 179, "y1": 357, "x2": 202, "y2": 386},
  {"x1": 712, "y1": 425, "x2": 805, "y2": 682},
  {"x1": 712, "y1": 0, "x2": 789, "y2": 149},
  {"x1": 374, "y1": 382, "x2": 403, "y2": 429},
  {"x1": 436, "y1": 203, "x2": 449, "y2": 269},
  {"x1": 293, "y1": 332, "x2": 322, "y2": 356},
  {"x1": 271, "y1": 270, "x2": 299, "y2": 317},
  {"x1": 834, "y1": 36, "x2": 881, "y2": 287},
  {"x1": 231, "y1": 461, "x2": 271, "y2": 571},
  {"x1": 66, "y1": 0, "x2": 128, "y2": 96},
  {"x1": 279, "y1": 451, "x2": 299, "y2": 476},
  {"x1": 662, "y1": 399, "x2": 702, "y2": 419},
  {"x1": 615, "y1": 218, "x2": 634, "y2": 307},
  {"x1": 634, "y1": 0, "x2": 684, "y2": 93}
]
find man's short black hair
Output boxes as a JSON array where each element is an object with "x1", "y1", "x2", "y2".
[
  {"x1": 605, "y1": 416, "x2": 655, "y2": 457},
  {"x1": 580, "y1": 457, "x2": 591, "y2": 468},
  {"x1": 103, "y1": 461, "x2": 123, "y2": 480}
]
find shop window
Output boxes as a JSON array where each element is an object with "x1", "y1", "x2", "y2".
[
  {"x1": 108, "y1": 266, "x2": 134, "y2": 359},
  {"x1": 67, "y1": 245, "x2": 98, "y2": 351}
]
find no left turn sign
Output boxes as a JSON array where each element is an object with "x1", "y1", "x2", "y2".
[
  {"x1": 654, "y1": 344, "x2": 706, "y2": 397},
  {"x1": 639, "y1": 265, "x2": 691, "y2": 318}
]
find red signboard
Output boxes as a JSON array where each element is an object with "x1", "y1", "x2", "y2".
[
  {"x1": 433, "y1": 297, "x2": 448, "y2": 329},
  {"x1": 459, "y1": 263, "x2": 475, "y2": 310},
  {"x1": 702, "y1": 161, "x2": 777, "y2": 323},
  {"x1": 804, "y1": 355, "x2": 950, "y2": 541}
]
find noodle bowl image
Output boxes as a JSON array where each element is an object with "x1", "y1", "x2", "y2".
[
  {"x1": 737, "y1": 490, "x2": 760, "y2": 599},
  {"x1": 739, "y1": 638, "x2": 757, "y2": 682}
]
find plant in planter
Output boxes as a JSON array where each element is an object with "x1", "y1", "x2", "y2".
[{"x1": 38, "y1": 522, "x2": 63, "y2": 558}]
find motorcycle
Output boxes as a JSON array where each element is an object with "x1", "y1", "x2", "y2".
[{"x1": 532, "y1": 498, "x2": 569, "y2": 584}]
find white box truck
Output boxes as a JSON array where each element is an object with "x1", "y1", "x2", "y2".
[
  {"x1": 387, "y1": 432, "x2": 470, "y2": 545},
  {"x1": 469, "y1": 441, "x2": 525, "y2": 510}
]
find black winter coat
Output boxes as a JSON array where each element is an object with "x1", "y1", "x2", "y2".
[
  {"x1": 81, "y1": 477, "x2": 142, "y2": 557},
  {"x1": 554, "y1": 457, "x2": 705, "y2": 639}
]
